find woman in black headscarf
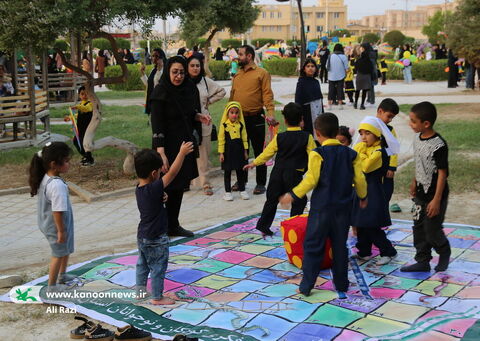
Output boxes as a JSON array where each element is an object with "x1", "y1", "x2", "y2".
[
  {"x1": 295, "y1": 58, "x2": 323, "y2": 135},
  {"x1": 150, "y1": 56, "x2": 211, "y2": 237}
]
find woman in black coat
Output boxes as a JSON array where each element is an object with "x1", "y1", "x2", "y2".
[
  {"x1": 354, "y1": 45, "x2": 373, "y2": 110},
  {"x1": 295, "y1": 58, "x2": 323, "y2": 135},
  {"x1": 150, "y1": 56, "x2": 211, "y2": 237}
]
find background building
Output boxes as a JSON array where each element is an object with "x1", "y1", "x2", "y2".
[{"x1": 213, "y1": 0, "x2": 347, "y2": 45}]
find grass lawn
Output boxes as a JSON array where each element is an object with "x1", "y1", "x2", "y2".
[
  {"x1": 394, "y1": 103, "x2": 480, "y2": 196},
  {"x1": 96, "y1": 90, "x2": 145, "y2": 100},
  {"x1": 1, "y1": 100, "x2": 285, "y2": 170}
]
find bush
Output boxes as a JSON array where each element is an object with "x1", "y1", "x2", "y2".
[
  {"x1": 330, "y1": 29, "x2": 351, "y2": 38},
  {"x1": 221, "y1": 39, "x2": 242, "y2": 49},
  {"x1": 208, "y1": 60, "x2": 231, "y2": 80},
  {"x1": 116, "y1": 38, "x2": 131, "y2": 50},
  {"x1": 262, "y1": 58, "x2": 297, "y2": 77},
  {"x1": 105, "y1": 64, "x2": 153, "y2": 91},
  {"x1": 383, "y1": 30, "x2": 406, "y2": 48},
  {"x1": 251, "y1": 38, "x2": 276, "y2": 47},
  {"x1": 360, "y1": 33, "x2": 380, "y2": 44},
  {"x1": 53, "y1": 39, "x2": 69, "y2": 52},
  {"x1": 387, "y1": 59, "x2": 448, "y2": 81},
  {"x1": 93, "y1": 38, "x2": 131, "y2": 51},
  {"x1": 139, "y1": 40, "x2": 163, "y2": 50}
]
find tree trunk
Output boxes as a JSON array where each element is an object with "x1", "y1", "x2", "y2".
[
  {"x1": 92, "y1": 137, "x2": 139, "y2": 175},
  {"x1": 203, "y1": 28, "x2": 219, "y2": 78}
]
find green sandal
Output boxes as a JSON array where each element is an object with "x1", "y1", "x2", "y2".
[{"x1": 390, "y1": 203, "x2": 402, "y2": 213}]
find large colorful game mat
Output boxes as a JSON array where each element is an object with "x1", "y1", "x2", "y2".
[{"x1": 3, "y1": 212, "x2": 480, "y2": 340}]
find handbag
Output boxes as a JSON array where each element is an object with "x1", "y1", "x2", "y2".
[{"x1": 211, "y1": 124, "x2": 218, "y2": 141}]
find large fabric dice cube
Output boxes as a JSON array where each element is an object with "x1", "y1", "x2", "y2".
[{"x1": 280, "y1": 214, "x2": 333, "y2": 270}]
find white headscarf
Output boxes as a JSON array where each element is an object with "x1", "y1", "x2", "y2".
[{"x1": 355, "y1": 116, "x2": 400, "y2": 156}]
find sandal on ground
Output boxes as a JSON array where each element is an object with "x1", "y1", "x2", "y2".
[
  {"x1": 70, "y1": 316, "x2": 96, "y2": 339},
  {"x1": 203, "y1": 185, "x2": 213, "y2": 196},
  {"x1": 390, "y1": 203, "x2": 402, "y2": 212}
]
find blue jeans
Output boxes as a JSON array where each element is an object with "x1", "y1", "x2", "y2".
[
  {"x1": 403, "y1": 66, "x2": 412, "y2": 83},
  {"x1": 136, "y1": 235, "x2": 169, "y2": 300}
]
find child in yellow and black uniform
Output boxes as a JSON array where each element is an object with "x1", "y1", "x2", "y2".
[
  {"x1": 344, "y1": 57, "x2": 355, "y2": 105},
  {"x1": 72, "y1": 86, "x2": 94, "y2": 166},
  {"x1": 218, "y1": 101, "x2": 249, "y2": 201},
  {"x1": 280, "y1": 113, "x2": 367, "y2": 297},
  {"x1": 352, "y1": 116, "x2": 400, "y2": 265},
  {"x1": 244, "y1": 102, "x2": 316, "y2": 237},
  {"x1": 376, "y1": 98, "x2": 400, "y2": 207},
  {"x1": 379, "y1": 55, "x2": 388, "y2": 85}
]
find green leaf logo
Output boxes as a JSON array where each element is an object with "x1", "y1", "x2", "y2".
[{"x1": 14, "y1": 288, "x2": 38, "y2": 302}]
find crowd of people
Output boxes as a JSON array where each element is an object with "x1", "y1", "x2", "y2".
[{"x1": 28, "y1": 41, "x2": 454, "y2": 315}]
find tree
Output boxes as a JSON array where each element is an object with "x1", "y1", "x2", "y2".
[
  {"x1": 179, "y1": 0, "x2": 260, "y2": 74},
  {"x1": 94, "y1": 38, "x2": 130, "y2": 51},
  {"x1": 53, "y1": 39, "x2": 69, "y2": 52},
  {"x1": 359, "y1": 33, "x2": 380, "y2": 44},
  {"x1": 447, "y1": 0, "x2": 480, "y2": 67},
  {"x1": 330, "y1": 29, "x2": 351, "y2": 38},
  {"x1": 0, "y1": 0, "x2": 198, "y2": 173},
  {"x1": 383, "y1": 30, "x2": 406, "y2": 48},
  {"x1": 422, "y1": 10, "x2": 452, "y2": 44}
]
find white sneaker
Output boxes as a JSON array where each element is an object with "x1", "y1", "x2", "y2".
[
  {"x1": 240, "y1": 191, "x2": 250, "y2": 200},
  {"x1": 376, "y1": 256, "x2": 394, "y2": 265},
  {"x1": 223, "y1": 192, "x2": 234, "y2": 201}
]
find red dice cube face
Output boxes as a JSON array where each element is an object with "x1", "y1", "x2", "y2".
[{"x1": 281, "y1": 215, "x2": 332, "y2": 270}]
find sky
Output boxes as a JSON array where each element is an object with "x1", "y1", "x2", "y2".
[{"x1": 153, "y1": 0, "x2": 449, "y2": 32}]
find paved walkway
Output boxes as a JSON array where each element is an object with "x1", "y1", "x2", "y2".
[{"x1": 1, "y1": 79, "x2": 479, "y2": 272}]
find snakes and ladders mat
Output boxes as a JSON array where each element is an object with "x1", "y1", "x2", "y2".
[{"x1": 3, "y1": 213, "x2": 480, "y2": 340}]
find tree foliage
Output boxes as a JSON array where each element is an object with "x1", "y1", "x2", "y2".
[
  {"x1": 446, "y1": 0, "x2": 480, "y2": 67},
  {"x1": 422, "y1": 10, "x2": 452, "y2": 44},
  {"x1": 360, "y1": 33, "x2": 380, "y2": 44},
  {"x1": 383, "y1": 30, "x2": 406, "y2": 47},
  {"x1": 180, "y1": 0, "x2": 260, "y2": 48},
  {"x1": 53, "y1": 39, "x2": 70, "y2": 52}
]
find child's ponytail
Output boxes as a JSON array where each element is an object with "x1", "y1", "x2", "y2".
[{"x1": 28, "y1": 142, "x2": 72, "y2": 196}]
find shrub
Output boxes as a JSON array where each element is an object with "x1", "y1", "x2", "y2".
[
  {"x1": 221, "y1": 39, "x2": 242, "y2": 49},
  {"x1": 116, "y1": 38, "x2": 131, "y2": 50},
  {"x1": 105, "y1": 64, "x2": 152, "y2": 91},
  {"x1": 387, "y1": 59, "x2": 448, "y2": 81},
  {"x1": 53, "y1": 39, "x2": 69, "y2": 52},
  {"x1": 360, "y1": 33, "x2": 380, "y2": 44},
  {"x1": 93, "y1": 38, "x2": 131, "y2": 51},
  {"x1": 139, "y1": 40, "x2": 163, "y2": 50},
  {"x1": 330, "y1": 29, "x2": 351, "y2": 38},
  {"x1": 262, "y1": 58, "x2": 298, "y2": 77},
  {"x1": 251, "y1": 38, "x2": 276, "y2": 47},
  {"x1": 383, "y1": 30, "x2": 406, "y2": 48},
  {"x1": 208, "y1": 60, "x2": 231, "y2": 80}
]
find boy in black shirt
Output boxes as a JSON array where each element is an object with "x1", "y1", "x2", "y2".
[
  {"x1": 244, "y1": 103, "x2": 316, "y2": 237},
  {"x1": 134, "y1": 142, "x2": 193, "y2": 305},
  {"x1": 401, "y1": 102, "x2": 451, "y2": 272}
]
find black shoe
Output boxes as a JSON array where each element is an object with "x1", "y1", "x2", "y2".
[
  {"x1": 359, "y1": 105, "x2": 366, "y2": 110},
  {"x1": 253, "y1": 185, "x2": 266, "y2": 195},
  {"x1": 168, "y1": 226, "x2": 194, "y2": 237},
  {"x1": 231, "y1": 182, "x2": 239, "y2": 191},
  {"x1": 183, "y1": 186, "x2": 190, "y2": 192},
  {"x1": 81, "y1": 158, "x2": 95, "y2": 167},
  {"x1": 84, "y1": 324, "x2": 114, "y2": 341},
  {"x1": 70, "y1": 316, "x2": 96, "y2": 339},
  {"x1": 435, "y1": 249, "x2": 451, "y2": 272},
  {"x1": 400, "y1": 262, "x2": 431, "y2": 272},
  {"x1": 353, "y1": 102, "x2": 358, "y2": 109},
  {"x1": 115, "y1": 325, "x2": 152, "y2": 340}
]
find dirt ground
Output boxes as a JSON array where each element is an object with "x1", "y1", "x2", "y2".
[{"x1": 1, "y1": 103, "x2": 479, "y2": 340}]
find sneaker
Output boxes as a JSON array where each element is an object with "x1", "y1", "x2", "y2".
[
  {"x1": 353, "y1": 254, "x2": 372, "y2": 261},
  {"x1": 240, "y1": 191, "x2": 250, "y2": 200},
  {"x1": 59, "y1": 273, "x2": 78, "y2": 284},
  {"x1": 70, "y1": 316, "x2": 96, "y2": 339},
  {"x1": 168, "y1": 226, "x2": 194, "y2": 238},
  {"x1": 376, "y1": 256, "x2": 394, "y2": 265},
  {"x1": 84, "y1": 324, "x2": 114, "y2": 341},
  {"x1": 253, "y1": 185, "x2": 266, "y2": 195},
  {"x1": 353, "y1": 103, "x2": 358, "y2": 109},
  {"x1": 359, "y1": 105, "x2": 366, "y2": 110},
  {"x1": 81, "y1": 159, "x2": 95, "y2": 167},
  {"x1": 223, "y1": 192, "x2": 234, "y2": 201},
  {"x1": 115, "y1": 325, "x2": 152, "y2": 341},
  {"x1": 400, "y1": 262, "x2": 431, "y2": 272}
]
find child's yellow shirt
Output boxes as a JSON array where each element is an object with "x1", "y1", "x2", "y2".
[{"x1": 218, "y1": 120, "x2": 248, "y2": 153}]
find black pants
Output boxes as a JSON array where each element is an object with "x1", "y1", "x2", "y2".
[
  {"x1": 412, "y1": 196, "x2": 450, "y2": 263},
  {"x1": 328, "y1": 80, "x2": 345, "y2": 102},
  {"x1": 73, "y1": 112, "x2": 93, "y2": 159},
  {"x1": 164, "y1": 189, "x2": 184, "y2": 232},
  {"x1": 224, "y1": 169, "x2": 245, "y2": 192},
  {"x1": 356, "y1": 227, "x2": 397, "y2": 257},
  {"x1": 244, "y1": 114, "x2": 266, "y2": 186},
  {"x1": 320, "y1": 64, "x2": 328, "y2": 83},
  {"x1": 346, "y1": 91, "x2": 354, "y2": 103},
  {"x1": 354, "y1": 90, "x2": 368, "y2": 107},
  {"x1": 381, "y1": 72, "x2": 387, "y2": 84},
  {"x1": 256, "y1": 168, "x2": 307, "y2": 234},
  {"x1": 367, "y1": 85, "x2": 375, "y2": 104},
  {"x1": 300, "y1": 209, "x2": 350, "y2": 293}
]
